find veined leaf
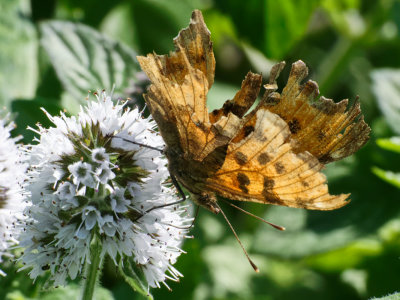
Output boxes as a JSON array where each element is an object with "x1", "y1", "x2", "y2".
[
  {"x1": 0, "y1": 0, "x2": 38, "y2": 106},
  {"x1": 40, "y1": 21, "x2": 140, "y2": 100},
  {"x1": 264, "y1": 0, "x2": 321, "y2": 59}
]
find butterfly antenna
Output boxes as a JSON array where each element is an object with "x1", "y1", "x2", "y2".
[
  {"x1": 114, "y1": 136, "x2": 164, "y2": 153},
  {"x1": 220, "y1": 198, "x2": 285, "y2": 231},
  {"x1": 215, "y1": 202, "x2": 260, "y2": 273}
]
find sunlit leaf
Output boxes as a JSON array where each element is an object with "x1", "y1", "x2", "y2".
[
  {"x1": 100, "y1": 3, "x2": 137, "y2": 50},
  {"x1": 40, "y1": 21, "x2": 140, "y2": 100},
  {"x1": 0, "y1": 0, "x2": 38, "y2": 106},
  {"x1": 372, "y1": 167, "x2": 400, "y2": 189},
  {"x1": 215, "y1": 0, "x2": 320, "y2": 59},
  {"x1": 264, "y1": 0, "x2": 321, "y2": 59},
  {"x1": 207, "y1": 81, "x2": 238, "y2": 111},
  {"x1": 370, "y1": 292, "x2": 400, "y2": 300},
  {"x1": 241, "y1": 42, "x2": 276, "y2": 76},
  {"x1": 371, "y1": 69, "x2": 400, "y2": 135},
  {"x1": 203, "y1": 10, "x2": 238, "y2": 51},
  {"x1": 306, "y1": 239, "x2": 382, "y2": 272},
  {"x1": 376, "y1": 137, "x2": 400, "y2": 154},
  {"x1": 322, "y1": 0, "x2": 365, "y2": 38}
]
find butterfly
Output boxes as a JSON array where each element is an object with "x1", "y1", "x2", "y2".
[{"x1": 136, "y1": 10, "x2": 370, "y2": 269}]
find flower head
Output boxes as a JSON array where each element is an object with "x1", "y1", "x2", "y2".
[
  {"x1": 19, "y1": 91, "x2": 191, "y2": 288},
  {"x1": 0, "y1": 116, "x2": 27, "y2": 275}
]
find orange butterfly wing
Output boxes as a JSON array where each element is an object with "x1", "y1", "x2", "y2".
[
  {"x1": 138, "y1": 10, "x2": 369, "y2": 211},
  {"x1": 137, "y1": 11, "x2": 243, "y2": 162},
  {"x1": 260, "y1": 61, "x2": 370, "y2": 163},
  {"x1": 206, "y1": 108, "x2": 349, "y2": 210}
]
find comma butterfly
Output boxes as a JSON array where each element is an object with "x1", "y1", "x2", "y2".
[{"x1": 136, "y1": 10, "x2": 370, "y2": 269}]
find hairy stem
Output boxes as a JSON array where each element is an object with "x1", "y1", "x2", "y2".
[{"x1": 81, "y1": 236, "x2": 102, "y2": 300}]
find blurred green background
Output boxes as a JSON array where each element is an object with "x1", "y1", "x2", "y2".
[{"x1": 1, "y1": 0, "x2": 400, "y2": 299}]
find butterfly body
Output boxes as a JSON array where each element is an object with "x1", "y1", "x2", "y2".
[
  {"x1": 165, "y1": 142, "x2": 226, "y2": 213},
  {"x1": 137, "y1": 10, "x2": 370, "y2": 213}
]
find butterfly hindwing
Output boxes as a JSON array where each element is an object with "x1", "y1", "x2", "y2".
[
  {"x1": 206, "y1": 108, "x2": 349, "y2": 210},
  {"x1": 261, "y1": 60, "x2": 370, "y2": 163}
]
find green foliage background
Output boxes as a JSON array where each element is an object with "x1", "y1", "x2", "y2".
[{"x1": 1, "y1": 0, "x2": 400, "y2": 299}]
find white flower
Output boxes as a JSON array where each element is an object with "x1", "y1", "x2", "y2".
[
  {"x1": 110, "y1": 187, "x2": 130, "y2": 213},
  {"x1": 94, "y1": 164, "x2": 115, "y2": 184},
  {"x1": 19, "y1": 91, "x2": 191, "y2": 288},
  {"x1": 68, "y1": 161, "x2": 95, "y2": 188},
  {"x1": 91, "y1": 147, "x2": 109, "y2": 164},
  {"x1": 0, "y1": 116, "x2": 27, "y2": 276}
]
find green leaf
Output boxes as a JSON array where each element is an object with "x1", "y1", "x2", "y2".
[
  {"x1": 11, "y1": 97, "x2": 63, "y2": 143},
  {"x1": 99, "y1": 3, "x2": 138, "y2": 50},
  {"x1": 201, "y1": 241, "x2": 259, "y2": 298},
  {"x1": 370, "y1": 292, "x2": 400, "y2": 300},
  {"x1": 372, "y1": 167, "x2": 400, "y2": 189},
  {"x1": 253, "y1": 206, "x2": 358, "y2": 258},
  {"x1": 40, "y1": 21, "x2": 140, "y2": 100},
  {"x1": 306, "y1": 239, "x2": 382, "y2": 272},
  {"x1": 376, "y1": 137, "x2": 400, "y2": 154},
  {"x1": 39, "y1": 284, "x2": 114, "y2": 300},
  {"x1": 203, "y1": 10, "x2": 238, "y2": 51},
  {"x1": 241, "y1": 42, "x2": 276, "y2": 76},
  {"x1": 214, "y1": 0, "x2": 320, "y2": 59},
  {"x1": 322, "y1": 0, "x2": 365, "y2": 38},
  {"x1": 130, "y1": 0, "x2": 196, "y2": 54},
  {"x1": 0, "y1": 0, "x2": 38, "y2": 106},
  {"x1": 5, "y1": 284, "x2": 114, "y2": 300},
  {"x1": 118, "y1": 260, "x2": 153, "y2": 300},
  {"x1": 264, "y1": 0, "x2": 321, "y2": 59},
  {"x1": 371, "y1": 69, "x2": 400, "y2": 135},
  {"x1": 207, "y1": 82, "x2": 238, "y2": 111}
]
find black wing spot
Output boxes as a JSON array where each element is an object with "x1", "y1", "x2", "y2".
[
  {"x1": 234, "y1": 151, "x2": 248, "y2": 166},
  {"x1": 288, "y1": 118, "x2": 301, "y2": 134},
  {"x1": 258, "y1": 152, "x2": 272, "y2": 165},
  {"x1": 244, "y1": 125, "x2": 255, "y2": 137},
  {"x1": 237, "y1": 173, "x2": 250, "y2": 186},
  {"x1": 237, "y1": 172, "x2": 250, "y2": 194},
  {"x1": 263, "y1": 177, "x2": 275, "y2": 189},
  {"x1": 274, "y1": 162, "x2": 286, "y2": 174}
]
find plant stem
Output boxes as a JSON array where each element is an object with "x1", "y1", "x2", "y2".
[{"x1": 81, "y1": 236, "x2": 102, "y2": 300}]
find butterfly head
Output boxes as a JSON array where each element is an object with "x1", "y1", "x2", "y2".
[{"x1": 191, "y1": 192, "x2": 220, "y2": 214}]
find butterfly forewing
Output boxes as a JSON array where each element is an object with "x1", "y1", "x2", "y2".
[{"x1": 209, "y1": 72, "x2": 262, "y2": 123}]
